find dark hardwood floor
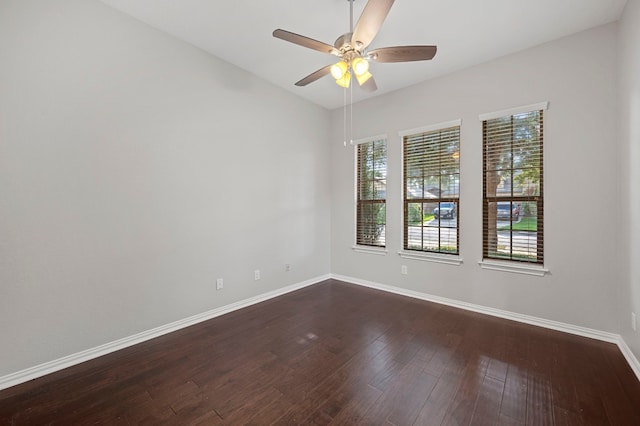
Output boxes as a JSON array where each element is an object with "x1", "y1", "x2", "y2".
[{"x1": 2, "y1": 279, "x2": 639, "y2": 425}]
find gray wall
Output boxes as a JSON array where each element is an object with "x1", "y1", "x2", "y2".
[
  {"x1": 330, "y1": 23, "x2": 621, "y2": 333},
  {"x1": 619, "y1": 0, "x2": 640, "y2": 360},
  {"x1": 0, "y1": 0, "x2": 331, "y2": 376}
]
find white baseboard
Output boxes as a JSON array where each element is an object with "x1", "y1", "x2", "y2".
[
  {"x1": 618, "y1": 337, "x2": 640, "y2": 380},
  {"x1": 331, "y1": 273, "x2": 640, "y2": 382},
  {"x1": 0, "y1": 274, "x2": 330, "y2": 392}
]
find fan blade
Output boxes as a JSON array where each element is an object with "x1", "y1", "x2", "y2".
[
  {"x1": 360, "y1": 75, "x2": 377, "y2": 92},
  {"x1": 352, "y1": 0, "x2": 395, "y2": 49},
  {"x1": 368, "y1": 45, "x2": 437, "y2": 63},
  {"x1": 273, "y1": 29, "x2": 338, "y2": 55},
  {"x1": 295, "y1": 64, "x2": 333, "y2": 87}
]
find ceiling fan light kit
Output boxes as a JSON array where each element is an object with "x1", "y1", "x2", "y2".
[
  {"x1": 337, "y1": 71, "x2": 352, "y2": 88},
  {"x1": 356, "y1": 70, "x2": 373, "y2": 86},
  {"x1": 272, "y1": 0, "x2": 437, "y2": 92},
  {"x1": 330, "y1": 60, "x2": 349, "y2": 80},
  {"x1": 330, "y1": 53, "x2": 370, "y2": 87},
  {"x1": 351, "y1": 57, "x2": 370, "y2": 76}
]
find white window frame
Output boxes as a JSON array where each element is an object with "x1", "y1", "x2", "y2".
[
  {"x1": 397, "y1": 120, "x2": 463, "y2": 266},
  {"x1": 478, "y1": 102, "x2": 550, "y2": 276}
]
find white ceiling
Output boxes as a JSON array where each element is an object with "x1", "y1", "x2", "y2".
[{"x1": 99, "y1": 0, "x2": 627, "y2": 110}]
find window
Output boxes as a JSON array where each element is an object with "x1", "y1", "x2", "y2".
[
  {"x1": 402, "y1": 122, "x2": 460, "y2": 255},
  {"x1": 356, "y1": 138, "x2": 387, "y2": 247},
  {"x1": 482, "y1": 103, "x2": 546, "y2": 264}
]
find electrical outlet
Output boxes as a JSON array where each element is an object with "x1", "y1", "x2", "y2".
[
  {"x1": 285, "y1": 264, "x2": 291, "y2": 272},
  {"x1": 216, "y1": 278, "x2": 223, "y2": 290},
  {"x1": 254, "y1": 270, "x2": 261, "y2": 281},
  {"x1": 633, "y1": 312, "x2": 637, "y2": 332},
  {"x1": 401, "y1": 265, "x2": 408, "y2": 275}
]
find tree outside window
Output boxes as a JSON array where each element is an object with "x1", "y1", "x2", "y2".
[{"x1": 483, "y1": 107, "x2": 544, "y2": 264}]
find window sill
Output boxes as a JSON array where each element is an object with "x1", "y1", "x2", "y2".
[
  {"x1": 478, "y1": 260, "x2": 549, "y2": 276},
  {"x1": 398, "y1": 250, "x2": 463, "y2": 266},
  {"x1": 352, "y1": 245, "x2": 388, "y2": 256}
]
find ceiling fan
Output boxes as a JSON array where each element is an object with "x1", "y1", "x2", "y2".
[{"x1": 273, "y1": 0, "x2": 437, "y2": 92}]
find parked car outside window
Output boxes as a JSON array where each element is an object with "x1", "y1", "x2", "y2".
[
  {"x1": 433, "y1": 202, "x2": 457, "y2": 219},
  {"x1": 496, "y1": 202, "x2": 519, "y2": 220}
]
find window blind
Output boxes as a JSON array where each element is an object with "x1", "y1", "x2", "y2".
[
  {"x1": 482, "y1": 109, "x2": 544, "y2": 264},
  {"x1": 403, "y1": 125, "x2": 460, "y2": 254},
  {"x1": 356, "y1": 139, "x2": 387, "y2": 247}
]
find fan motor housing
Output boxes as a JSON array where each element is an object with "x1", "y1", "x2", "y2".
[{"x1": 334, "y1": 32, "x2": 355, "y2": 52}]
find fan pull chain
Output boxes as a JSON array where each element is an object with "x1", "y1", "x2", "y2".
[
  {"x1": 350, "y1": 82, "x2": 354, "y2": 145},
  {"x1": 348, "y1": 0, "x2": 353, "y2": 146},
  {"x1": 343, "y1": 88, "x2": 347, "y2": 147}
]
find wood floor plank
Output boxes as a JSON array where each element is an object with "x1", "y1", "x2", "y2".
[
  {"x1": 526, "y1": 373, "x2": 554, "y2": 426},
  {"x1": 384, "y1": 365, "x2": 438, "y2": 425},
  {"x1": 441, "y1": 361, "x2": 486, "y2": 426},
  {"x1": 470, "y1": 375, "x2": 505, "y2": 426},
  {"x1": 500, "y1": 364, "x2": 529, "y2": 424},
  {"x1": 422, "y1": 332, "x2": 463, "y2": 377},
  {"x1": 324, "y1": 384, "x2": 382, "y2": 425},
  {"x1": 552, "y1": 406, "x2": 584, "y2": 426},
  {"x1": 1, "y1": 279, "x2": 639, "y2": 425},
  {"x1": 413, "y1": 370, "x2": 461, "y2": 425},
  {"x1": 244, "y1": 394, "x2": 294, "y2": 425}
]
